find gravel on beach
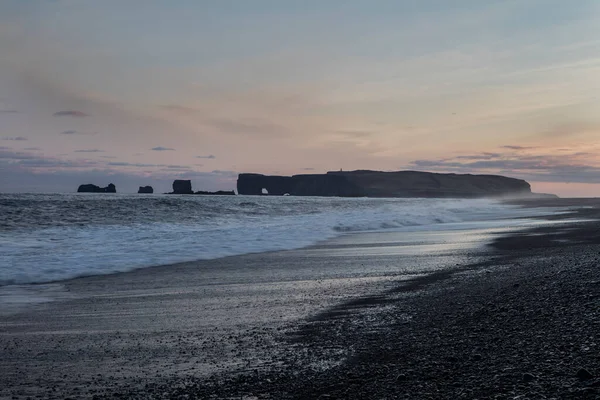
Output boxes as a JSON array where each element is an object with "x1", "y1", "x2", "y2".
[
  {"x1": 2, "y1": 204, "x2": 600, "y2": 400},
  {"x1": 111, "y1": 221, "x2": 600, "y2": 399}
]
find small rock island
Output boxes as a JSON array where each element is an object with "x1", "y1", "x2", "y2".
[
  {"x1": 237, "y1": 170, "x2": 533, "y2": 198},
  {"x1": 77, "y1": 183, "x2": 117, "y2": 193},
  {"x1": 171, "y1": 180, "x2": 193, "y2": 194},
  {"x1": 138, "y1": 186, "x2": 154, "y2": 194}
]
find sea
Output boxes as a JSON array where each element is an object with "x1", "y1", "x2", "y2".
[{"x1": 0, "y1": 193, "x2": 560, "y2": 287}]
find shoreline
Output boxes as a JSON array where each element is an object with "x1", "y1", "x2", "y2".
[
  {"x1": 0, "y1": 221, "x2": 503, "y2": 318},
  {"x1": 0, "y1": 196, "x2": 569, "y2": 289},
  {"x1": 0, "y1": 217, "x2": 557, "y2": 318},
  {"x1": 0, "y1": 199, "x2": 569, "y2": 290},
  {"x1": 125, "y1": 214, "x2": 600, "y2": 399},
  {"x1": 1, "y1": 199, "x2": 599, "y2": 399}
]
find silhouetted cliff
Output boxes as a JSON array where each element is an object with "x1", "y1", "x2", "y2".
[
  {"x1": 237, "y1": 170, "x2": 532, "y2": 198},
  {"x1": 77, "y1": 183, "x2": 116, "y2": 193}
]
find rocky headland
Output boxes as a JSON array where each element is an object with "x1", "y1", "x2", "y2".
[
  {"x1": 237, "y1": 170, "x2": 533, "y2": 198},
  {"x1": 75, "y1": 170, "x2": 547, "y2": 198}
]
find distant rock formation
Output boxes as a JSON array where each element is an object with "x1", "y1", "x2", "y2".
[
  {"x1": 77, "y1": 184, "x2": 101, "y2": 193},
  {"x1": 168, "y1": 180, "x2": 236, "y2": 195},
  {"x1": 172, "y1": 180, "x2": 193, "y2": 194},
  {"x1": 138, "y1": 186, "x2": 154, "y2": 194},
  {"x1": 77, "y1": 183, "x2": 117, "y2": 193},
  {"x1": 195, "y1": 190, "x2": 235, "y2": 195},
  {"x1": 237, "y1": 170, "x2": 533, "y2": 198}
]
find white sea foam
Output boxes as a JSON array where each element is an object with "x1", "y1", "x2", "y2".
[{"x1": 0, "y1": 196, "x2": 555, "y2": 285}]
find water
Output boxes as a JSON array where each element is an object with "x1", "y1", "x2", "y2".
[{"x1": 0, "y1": 194, "x2": 552, "y2": 285}]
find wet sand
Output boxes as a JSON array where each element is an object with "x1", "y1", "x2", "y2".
[{"x1": 1, "y1": 199, "x2": 599, "y2": 399}]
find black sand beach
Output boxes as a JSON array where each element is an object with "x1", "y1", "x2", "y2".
[{"x1": 1, "y1": 199, "x2": 599, "y2": 399}]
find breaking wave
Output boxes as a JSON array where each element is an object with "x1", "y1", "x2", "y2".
[{"x1": 0, "y1": 194, "x2": 546, "y2": 285}]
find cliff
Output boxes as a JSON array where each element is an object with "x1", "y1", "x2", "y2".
[{"x1": 237, "y1": 170, "x2": 532, "y2": 198}]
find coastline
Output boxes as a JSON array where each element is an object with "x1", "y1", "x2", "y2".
[
  {"x1": 1, "y1": 199, "x2": 599, "y2": 399},
  {"x1": 2, "y1": 195, "x2": 528, "y2": 287}
]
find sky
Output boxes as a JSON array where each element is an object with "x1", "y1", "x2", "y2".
[{"x1": 1, "y1": 0, "x2": 599, "y2": 196}]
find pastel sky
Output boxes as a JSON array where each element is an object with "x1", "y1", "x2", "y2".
[{"x1": 1, "y1": 0, "x2": 600, "y2": 196}]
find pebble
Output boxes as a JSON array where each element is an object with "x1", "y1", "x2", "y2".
[
  {"x1": 522, "y1": 373, "x2": 536, "y2": 383},
  {"x1": 576, "y1": 368, "x2": 594, "y2": 381}
]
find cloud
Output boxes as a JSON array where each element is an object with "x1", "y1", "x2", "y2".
[
  {"x1": 408, "y1": 146, "x2": 600, "y2": 184},
  {"x1": 456, "y1": 152, "x2": 501, "y2": 160},
  {"x1": 412, "y1": 158, "x2": 551, "y2": 170},
  {"x1": 16, "y1": 158, "x2": 99, "y2": 168},
  {"x1": 0, "y1": 150, "x2": 39, "y2": 160},
  {"x1": 60, "y1": 130, "x2": 97, "y2": 135},
  {"x1": 210, "y1": 170, "x2": 237, "y2": 177},
  {"x1": 196, "y1": 154, "x2": 216, "y2": 159},
  {"x1": 163, "y1": 165, "x2": 193, "y2": 171},
  {"x1": 158, "y1": 90, "x2": 368, "y2": 156},
  {"x1": 108, "y1": 162, "x2": 163, "y2": 167},
  {"x1": 501, "y1": 145, "x2": 536, "y2": 150},
  {"x1": 0, "y1": 150, "x2": 98, "y2": 169},
  {"x1": 53, "y1": 111, "x2": 89, "y2": 117},
  {"x1": 74, "y1": 149, "x2": 104, "y2": 153},
  {"x1": 0, "y1": 149, "x2": 101, "y2": 170},
  {"x1": 151, "y1": 146, "x2": 175, "y2": 151},
  {"x1": 105, "y1": 162, "x2": 192, "y2": 170},
  {"x1": 2, "y1": 137, "x2": 27, "y2": 141}
]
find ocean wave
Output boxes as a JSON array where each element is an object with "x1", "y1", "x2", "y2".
[{"x1": 0, "y1": 196, "x2": 546, "y2": 285}]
